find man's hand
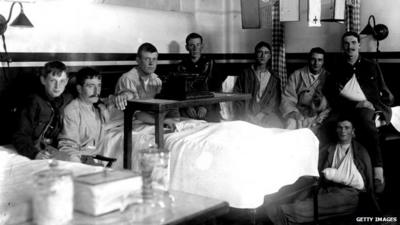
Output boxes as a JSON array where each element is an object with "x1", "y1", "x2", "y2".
[
  {"x1": 322, "y1": 168, "x2": 338, "y2": 181},
  {"x1": 286, "y1": 118, "x2": 297, "y2": 130},
  {"x1": 35, "y1": 150, "x2": 51, "y2": 160},
  {"x1": 114, "y1": 94, "x2": 129, "y2": 110},
  {"x1": 113, "y1": 92, "x2": 136, "y2": 110},
  {"x1": 374, "y1": 167, "x2": 385, "y2": 193},
  {"x1": 197, "y1": 107, "x2": 207, "y2": 119},
  {"x1": 149, "y1": 77, "x2": 162, "y2": 87},
  {"x1": 356, "y1": 100, "x2": 375, "y2": 110},
  {"x1": 374, "y1": 167, "x2": 385, "y2": 184},
  {"x1": 164, "y1": 118, "x2": 177, "y2": 131},
  {"x1": 186, "y1": 107, "x2": 197, "y2": 118},
  {"x1": 51, "y1": 151, "x2": 71, "y2": 161}
]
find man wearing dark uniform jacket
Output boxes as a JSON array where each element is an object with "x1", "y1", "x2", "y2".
[{"x1": 13, "y1": 61, "x2": 72, "y2": 159}]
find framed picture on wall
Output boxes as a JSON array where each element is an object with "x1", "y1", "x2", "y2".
[{"x1": 320, "y1": 0, "x2": 345, "y2": 22}]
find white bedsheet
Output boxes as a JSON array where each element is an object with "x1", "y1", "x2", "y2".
[
  {"x1": 390, "y1": 106, "x2": 400, "y2": 132},
  {"x1": 100, "y1": 119, "x2": 210, "y2": 171},
  {"x1": 101, "y1": 120, "x2": 320, "y2": 209},
  {"x1": 166, "y1": 121, "x2": 319, "y2": 208}
]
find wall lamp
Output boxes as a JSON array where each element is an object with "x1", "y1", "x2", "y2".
[
  {"x1": 0, "y1": 1, "x2": 34, "y2": 35},
  {"x1": 0, "y1": 1, "x2": 33, "y2": 65},
  {"x1": 360, "y1": 15, "x2": 388, "y2": 55},
  {"x1": 360, "y1": 15, "x2": 388, "y2": 41}
]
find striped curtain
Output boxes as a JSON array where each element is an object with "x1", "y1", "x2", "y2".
[
  {"x1": 345, "y1": 0, "x2": 361, "y2": 33},
  {"x1": 271, "y1": 0, "x2": 287, "y2": 92}
]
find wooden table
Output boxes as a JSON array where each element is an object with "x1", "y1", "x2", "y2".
[
  {"x1": 73, "y1": 191, "x2": 229, "y2": 225},
  {"x1": 123, "y1": 93, "x2": 251, "y2": 169},
  {"x1": 17, "y1": 191, "x2": 229, "y2": 225}
]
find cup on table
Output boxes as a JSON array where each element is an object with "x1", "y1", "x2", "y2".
[{"x1": 139, "y1": 144, "x2": 173, "y2": 207}]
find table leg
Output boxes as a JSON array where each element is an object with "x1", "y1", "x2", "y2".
[
  {"x1": 124, "y1": 108, "x2": 134, "y2": 169},
  {"x1": 154, "y1": 111, "x2": 166, "y2": 150}
]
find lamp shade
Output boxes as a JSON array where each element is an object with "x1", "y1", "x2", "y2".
[
  {"x1": 10, "y1": 11, "x2": 33, "y2": 28},
  {"x1": 360, "y1": 23, "x2": 374, "y2": 36},
  {"x1": 360, "y1": 23, "x2": 389, "y2": 41},
  {"x1": 373, "y1": 24, "x2": 389, "y2": 41},
  {"x1": 0, "y1": 15, "x2": 7, "y2": 35},
  {"x1": 360, "y1": 15, "x2": 389, "y2": 41}
]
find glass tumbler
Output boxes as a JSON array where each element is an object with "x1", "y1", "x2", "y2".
[{"x1": 139, "y1": 144, "x2": 174, "y2": 208}]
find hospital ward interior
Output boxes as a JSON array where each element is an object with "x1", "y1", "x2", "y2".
[{"x1": 1, "y1": 0, "x2": 400, "y2": 224}]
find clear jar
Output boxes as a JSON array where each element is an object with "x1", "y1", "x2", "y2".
[
  {"x1": 122, "y1": 145, "x2": 173, "y2": 223},
  {"x1": 139, "y1": 144, "x2": 173, "y2": 208},
  {"x1": 139, "y1": 145, "x2": 159, "y2": 202},
  {"x1": 33, "y1": 160, "x2": 73, "y2": 225}
]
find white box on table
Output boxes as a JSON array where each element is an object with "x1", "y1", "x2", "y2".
[{"x1": 74, "y1": 170, "x2": 141, "y2": 216}]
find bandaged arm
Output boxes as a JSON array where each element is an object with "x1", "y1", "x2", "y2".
[{"x1": 322, "y1": 167, "x2": 364, "y2": 190}]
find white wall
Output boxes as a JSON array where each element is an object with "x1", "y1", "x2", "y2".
[
  {"x1": 225, "y1": 0, "x2": 272, "y2": 54},
  {"x1": 0, "y1": 0, "x2": 270, "y2": 54},
  {"x1": 284, "y1": 0, "x2": 400, "y2": 53},
  {"x1": 359, "y1": 0, "x2": 400, "y2": 52},
  {"x1": 284, "y1": 0, "x2": 345, "y2": 53},
  {"x1": 1, "y1": 0, "x2": 398, "y2": 54},
  {"x1": 0, "y1": 1, "x2": 194, "y2": 53}
]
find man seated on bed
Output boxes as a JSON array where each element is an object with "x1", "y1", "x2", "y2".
[
  {"x1": 266, "y1": 116, "x2": 379, "y2": 225},
  {"x1": 112, "y1": 42, "x2": 179, "y2": 129},
  {"x1": 233, "y1": 41, "x2": 283, "y2": 128},
  {"x1": 58, "y1": 67, "x2": 112, "y2": 163},
  {"x1": 280, "y1": 47, "x2": 330, "y2": 131},
  {"x1": 13, "y1": 61, "x2": 72, "y2": 160},
  {"x1": 176, "y1": 32, "x2": 222, "y2": 122}
]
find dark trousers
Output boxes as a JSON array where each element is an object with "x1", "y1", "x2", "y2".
[
  {"x1": 265, "y1": 177, "x2": 359, "y2": 225},
  {"x1": 353, "y1": 108, "x2": 382, "y2": 167}
]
